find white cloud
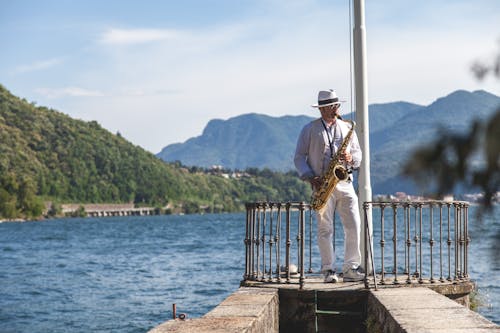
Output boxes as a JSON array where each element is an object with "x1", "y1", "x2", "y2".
[
  {"x1": 35, "y1": 87, "x2": 104, "y2": 99},
  {"x1": 14, "y1": 58, "x2": 63, "y2": 73},
  {"x1": 71, "y1": 11, "x2": 355, "y2": 151},
  {"x1": 99, "y1": 28, "x2": 183, "y2": 45}
]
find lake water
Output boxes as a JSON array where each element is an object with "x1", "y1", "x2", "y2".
[{"x1": 0, "y1": 207, "x2": 498, "y2": 332}]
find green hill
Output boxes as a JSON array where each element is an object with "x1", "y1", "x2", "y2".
[{"x1": 0, "y1": 85, "x2": 311, "y2": 219}]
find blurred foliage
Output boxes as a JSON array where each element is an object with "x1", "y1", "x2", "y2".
[
  {"x1": 0, "y1": 84, "x2": 311, "y2": 219},
  {"x1": 403, "y1": 41, "x2": 500, "y2": 210}
]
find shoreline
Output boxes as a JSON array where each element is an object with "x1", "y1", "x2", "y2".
[
  {"x1": 1, "y1": 201, "x2": 497, "y2": 224},
  {"x1": 0, "y1": 218, "x2": 27, "y2": 223}
]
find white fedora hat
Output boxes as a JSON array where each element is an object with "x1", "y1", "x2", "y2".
[{"x1": 311, "y1": 89, "x2": 346, "y2": 108}]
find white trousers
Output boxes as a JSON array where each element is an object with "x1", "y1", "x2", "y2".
[{"x1": 316, "y1": 181, "x2": 361, "y2": 273}]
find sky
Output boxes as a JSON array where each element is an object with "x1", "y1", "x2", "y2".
[{"x1": 1, "y1": 0, "x2": 499, "y2": 153}]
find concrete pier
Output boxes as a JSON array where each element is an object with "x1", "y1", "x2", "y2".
[
  {"x1": 148, "y1": 288, "x2": 278, "y2": 333},
  {"x1": 148, "y1": 278, "x2": 498, "y2": 333},
  {"x1": 368, "y1": 287, "x2": 498, "y2": 333},
  {"x1": 60, "y1": 203, "x2": 158, "y2": 217}
]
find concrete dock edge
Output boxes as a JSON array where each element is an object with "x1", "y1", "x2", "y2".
[
  {"x1": 148, "y1": 283, "x2": 499, "y2": 332},
  {"x1": 367, "y1": 287, "x2": 499, "y2": 333},
  {"x1": 147, "y1": 287, "x2": 278, "y2": 333}
]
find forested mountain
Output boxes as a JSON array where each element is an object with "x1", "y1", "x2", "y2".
[
  {"x1": 157, "y1": 90, "x2": 500, "y2": 195},
  {"x1": 370, "y1": 90, "x2": 500, "y2": 194},
  {"x1": 0, "y1": 85, "x2": 311, "y2": 219},
  {"x1": 158, "y1": 114, "x2": 312, "y2": 170}
]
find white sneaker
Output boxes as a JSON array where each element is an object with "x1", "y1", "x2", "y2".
[
  {"x1": 323, "y1": 270, "x2": 339, "y2": 283},
  {"x1": 343, "y1": 268, "x2": 364, "y2": 282}
]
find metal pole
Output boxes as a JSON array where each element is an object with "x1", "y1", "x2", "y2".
[
  {"x1": 244, "y1": 204, "x2": 250, "y2": 280},
  {"x1": 463, "y1": 203, "x2": 468, "y2": 279},
  {"x1": 419, "y1": 204, "x2": 423, "y2": 284},
  {"x1": 430, "y1": 203, "x2": 435, "y2": 283},
  {"x1": 261, "y1": 203, "x2": 267, "y2": 282},
  {"x1": 268, "y1": 203, "x2": 274, "y2": 282},
  {"x1": 251, "y1": 206, "x2": 257, "y2": 280},
  {"x1": 439, "y1": 203, "x2": 445, "y2": 282},
  {"x1": 256, "y1": 204, "x2": 262, "y2": 281},
  {"x1": 363, "y1": 202, "x2": 377, "y2": 290},
  {"x1": 276, "y1": 203, "x2": 282, "y2": 282},
  {"x1": 392, "y1": 204, "x2": 399, "y2": 284},
  {"x1": 286, "y1": 202, "x2": 291, "y2": 284},
  {"x1": 447, "y1": 203, "x2": 452, "y2": 281},
  {"x1": 308, "y1": 207, "x2": 313, "y2": 273},
  {"x1": 353, "y1": 0, "x2": 373, "y2": 274},
  {"x1": 380, "y1": 205, "x2": 385, "y2": 284},
  {"x1": 406, "y1": 204, "x2": 412, "y2": 284},
  {"x1": 364, "y1": 204, "x2": 368, "y2": 288},
  {"x1": 454, "y1": 203, "x2": 459, "y2": 281},
  {"x1": 299, "y1": 202, "x2": 306, "y2": 289}
]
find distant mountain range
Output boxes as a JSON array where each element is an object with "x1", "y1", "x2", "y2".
[{"x1": 157, "y1": 90, "x2": 500, "y2": 195}]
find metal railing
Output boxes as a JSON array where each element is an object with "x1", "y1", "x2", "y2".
[
  {"x1": 363, "y1": 201, "x2": 470, "y2": 287},
  {"x1": 244, "y1": 202, "x2": 312, "y2": 289},
  {"x1": 243, "y1": 200, "x2": 470, "y2": 289}
]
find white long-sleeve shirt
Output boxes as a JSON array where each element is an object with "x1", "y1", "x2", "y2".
[{"x1": 294, "y1": 118, "x2": 362, "y2": 180}]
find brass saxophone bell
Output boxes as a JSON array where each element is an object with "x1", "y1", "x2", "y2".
[{"x1": 333, "y1": 165, "x2": 349, "y2": 181}]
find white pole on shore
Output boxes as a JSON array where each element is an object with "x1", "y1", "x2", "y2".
[{"x1": 352, "y1": 0, "x2": 373, "y2": 273}]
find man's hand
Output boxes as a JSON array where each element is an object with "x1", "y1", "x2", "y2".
[
  {"x1": 340, "y1": 152, "x2": 352, "y2": 164},
  {"x1": 309, "y1": 176, "x2": 322, "y2": 191}
]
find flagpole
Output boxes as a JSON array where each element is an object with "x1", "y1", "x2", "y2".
[{"x1": 353, "y1": 0, "x2": 373, "y2": 273}]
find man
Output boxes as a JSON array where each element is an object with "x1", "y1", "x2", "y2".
[{"x1": 294, "y1": 89, "x2": 364, "y2": 283}]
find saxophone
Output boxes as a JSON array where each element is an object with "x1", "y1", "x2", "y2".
[{"x1": 310, "y1": 119, "x2": 356, "y2": 212}]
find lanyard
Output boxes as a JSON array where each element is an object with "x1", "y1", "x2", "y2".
[{"x1": 321, "y1": 119, "x2": 337, "y2": 158}]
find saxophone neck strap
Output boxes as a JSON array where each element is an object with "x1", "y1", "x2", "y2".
[{"x1": 321, "y1": 119, "x2": 338, "y2": 158}]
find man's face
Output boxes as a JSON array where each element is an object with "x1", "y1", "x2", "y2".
[{"x1": 319, "y1": 104, "x2": 340, "y2": 122}]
